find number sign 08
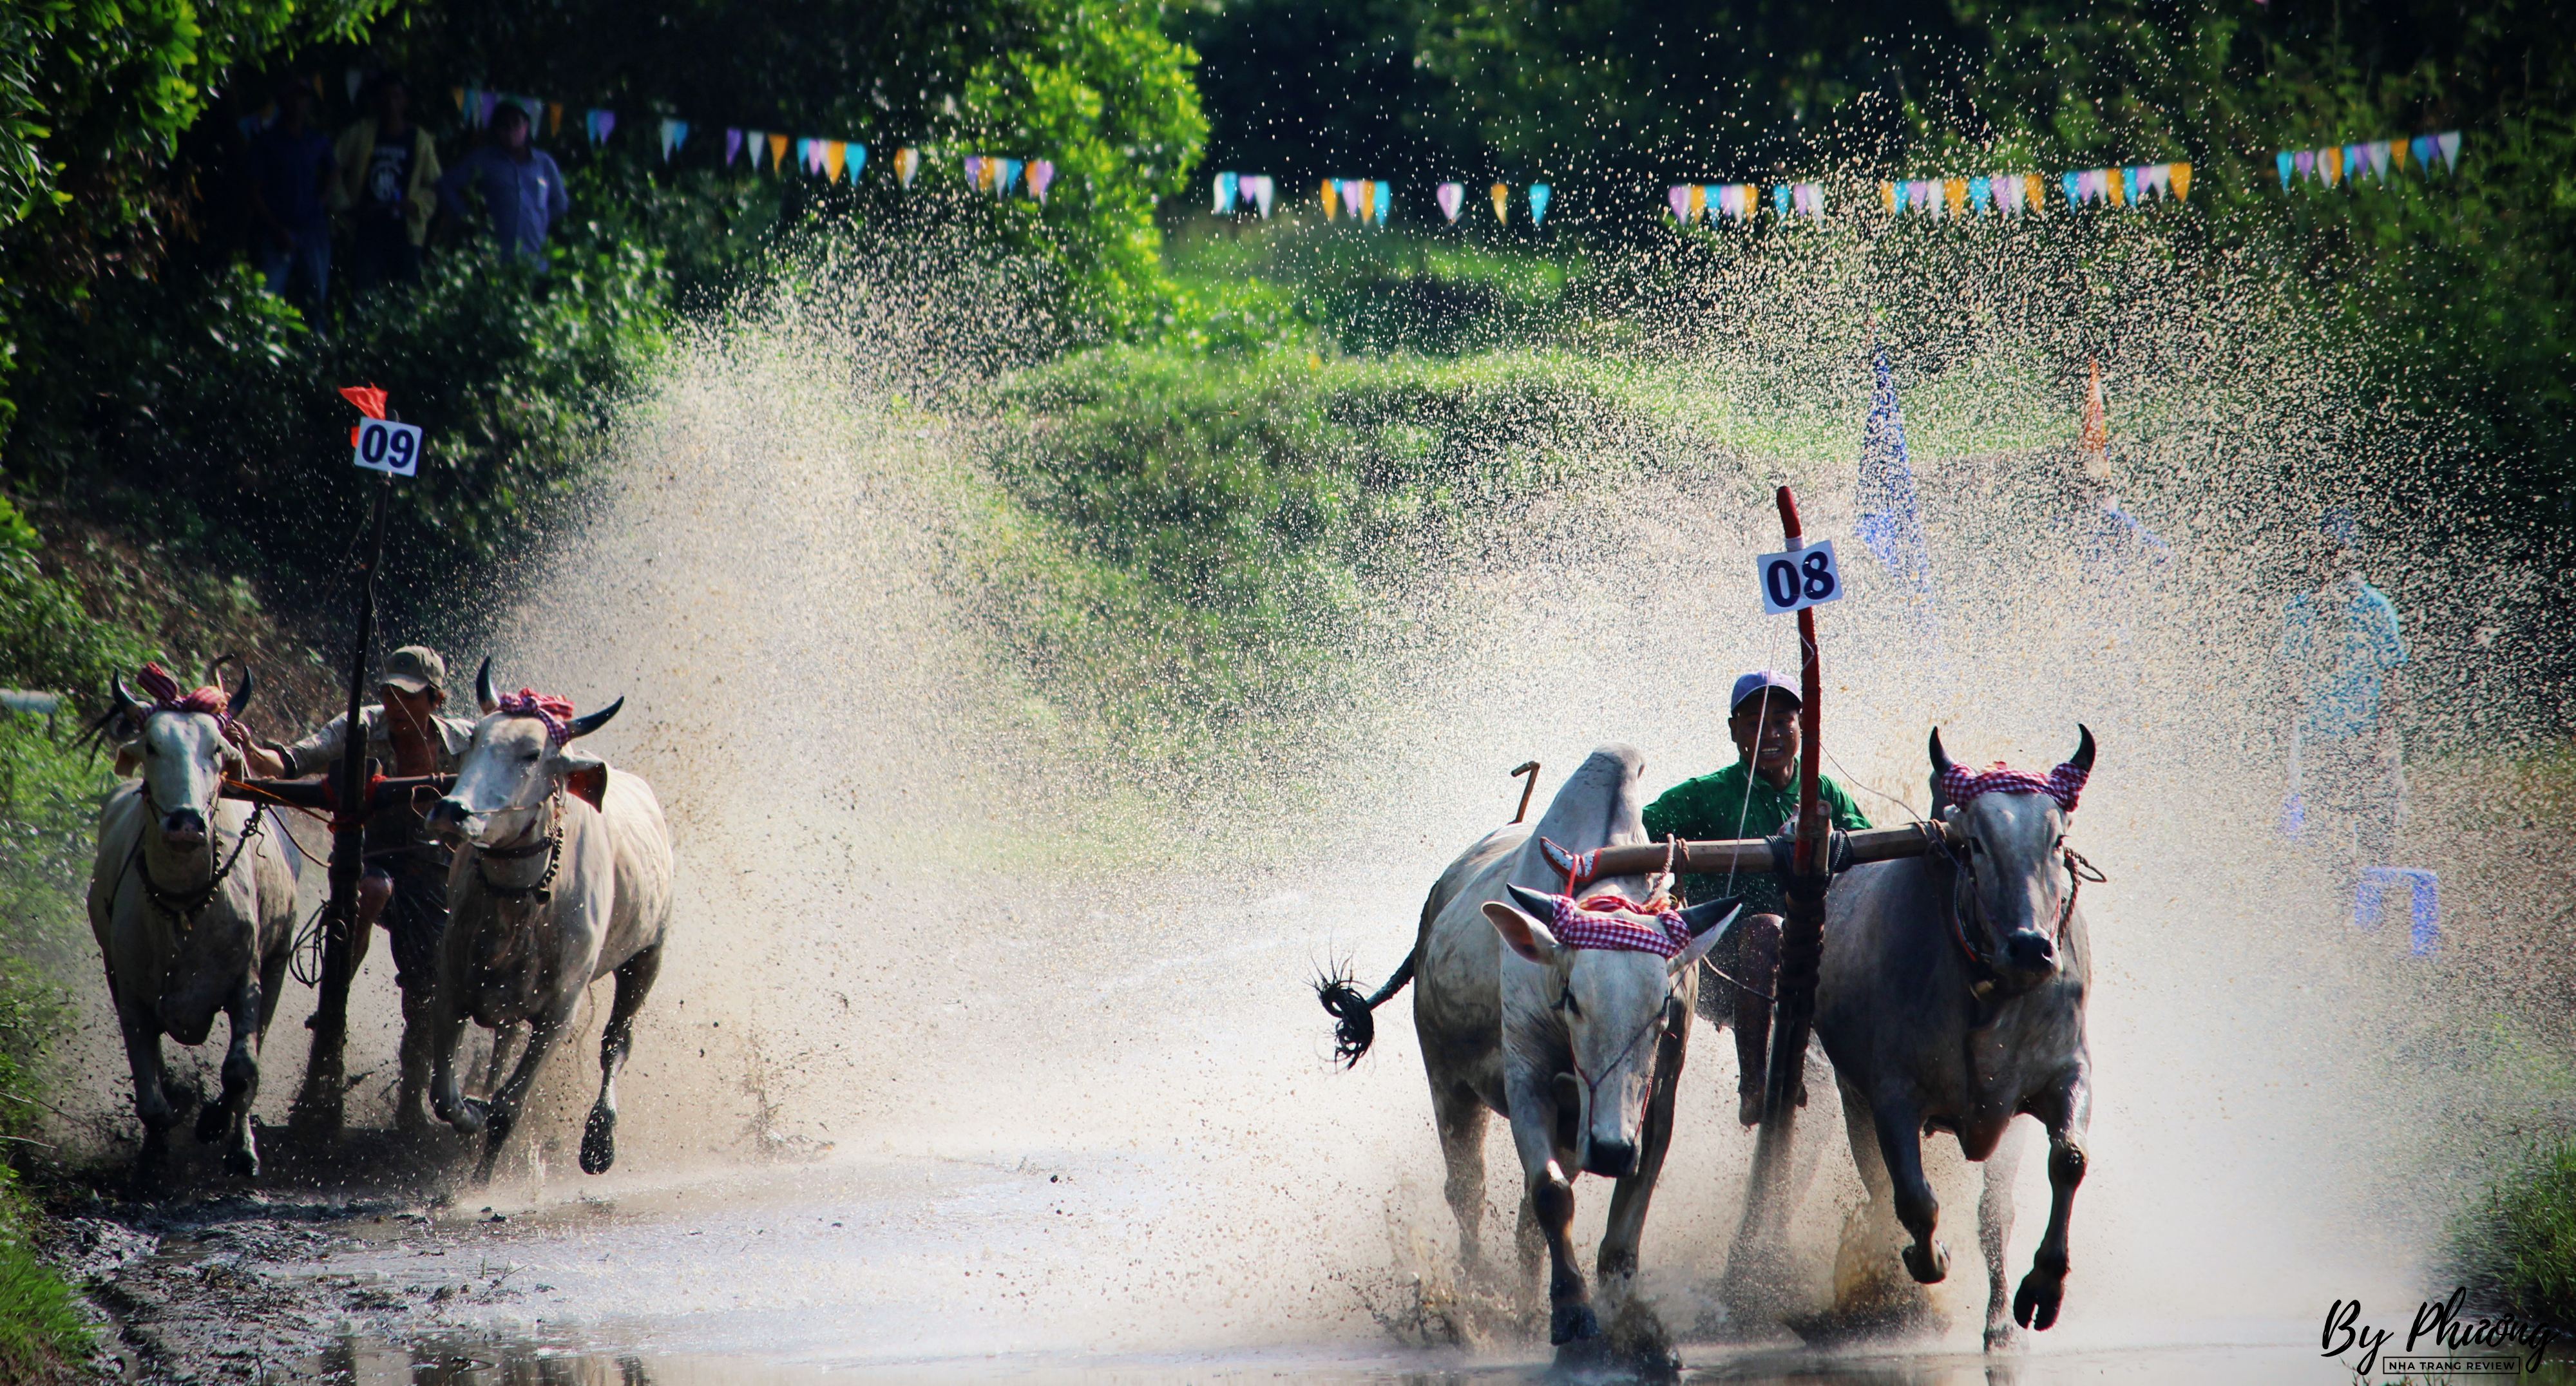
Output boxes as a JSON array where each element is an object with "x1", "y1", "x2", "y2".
[
  {"x1": 1754, "y1": 539, "x2": 1844, "y2": 615},
  {"x1": 353, "y1": 419, "x2": 423, "y2": 477}
]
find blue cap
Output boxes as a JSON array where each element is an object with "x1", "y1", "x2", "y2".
[{"x1": 1730, "y1": 670, "x2": 1802, "y2": 714}]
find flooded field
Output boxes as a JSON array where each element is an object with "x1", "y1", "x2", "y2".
[{"x1": 59, "y1": 250, "x2": 2576, "y2": 1383}]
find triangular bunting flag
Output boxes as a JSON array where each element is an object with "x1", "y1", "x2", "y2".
[
  {"x1": 1436, "y1": 181, "x2": 1463, "y2": 223},
  {"x1": 1027, "y1": 158, "x2": 1053, "y2": 202},
  {"x1": 1374, "y1": 180, "x2": 1390, "y2": 225},
  {"x1": 768, "y1": 133, "x2": 788, "y2": 169},
  {"x1": 824, "y1": 140, "x2": 847, "y2": 181},
  {"x1": 1491, "y1": 182, "x2": 1509, "y2": 223},
  {"x1": 1214, "y1": 171, "x2": 1237, "y2": 214},
  {"x1": 1528, "y1": 183, "x2": 1550, "y2": 225},
  {"x1": 2436, "y1": 130, "x2": 2460, "y2": 171},
  {"x1": 1321, "y1": 180, "x2": 1339, "y2": 219},
  {"x1": 725, "y1": 128, "x2": 743, "y2": 166},
  {"x1": 895, "y1": 146, "x2": 920, "y2": 187},
  {"x1": 548, "y1": 103, "x2": 564, "y2": 137},
  {"x1": 1249, "y1": 175, "x2": 1274, "y2": 217},
  {"x1": 846, "y1": 143, "x2": 866, "y2": 184},
  {"x1": 2170, "y1": 162, "x2": 2191, "y2": 201}
]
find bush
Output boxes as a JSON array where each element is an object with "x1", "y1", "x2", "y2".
[
  {"x1": 1, "y1": 235, "x2": 667, "y2": 622},
  {"x1": 0, "y1": 1164, "x2": 87, "y2": 1385},
  {"x1": 977, "y1": 345, "x2": 1663, "y2": 760},
  {"x1": 2469, "y1": 1139, "x2": 2576, "y2": 1327}
]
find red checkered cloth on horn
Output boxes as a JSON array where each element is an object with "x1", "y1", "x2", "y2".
[
  {"x1": 1525, "y1": 889, "x2": 1694, "y2": 958},
  {"x1": 496, "y1": 688, "x2": 576, "y2": 744},
  {"x1": 1938, "y1": 759, "x2": 2090, "y2": 813},
  {"x1": 133, "y1": 662, "x2": 231, "y2": 723}
]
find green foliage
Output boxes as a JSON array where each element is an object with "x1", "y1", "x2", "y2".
[
  {"x1": 1167, "y1": 219, "x2": 1584, "y2": 356},
  {"x1": 1, "y1": 237, "x2": 666, "y2": 611},
  {"x1": 385, "y1": 0, "x2": 1205, "y2": 339},
  {"x1": 978, "y1": 345, "x2": 1640, "y2": 752},
  {"x1": 0, "y1": 1164, "x2": 90, "y2": 1385},
  {"x1": 2469, "y1": 1138, "x2": 2576, "y2": 1325},
  {"x1": 0, "y1": 0, "x2": 394, "y2": 231}
]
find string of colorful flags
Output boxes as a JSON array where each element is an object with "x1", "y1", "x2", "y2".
[
  {"x1": 1207, "y1": 175, "x2": 1555, "y2": 225},
  {"x1": 2275, "y1": 130, "x2": 2461, "y2": 189},
  {"x1": 447, "y1": 84, "x2": 1058, "y2": 202}
]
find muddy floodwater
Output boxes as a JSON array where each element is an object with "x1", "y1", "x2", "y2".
[{"x1": 93, "y1": 1156, "x2": 2398, "y2": 1385}]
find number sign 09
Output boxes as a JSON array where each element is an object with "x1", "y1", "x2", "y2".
[
  {"x1": 1754, "y1": 539, "x2": 1844, "y2": 615},
  {"x1": 352, "y1": 418, "x2": 423, "y2": 477}
]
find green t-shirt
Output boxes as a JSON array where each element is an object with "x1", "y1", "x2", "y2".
[{"x1": 1640, "y1": 758, "x2": 1871, "y2": 915}]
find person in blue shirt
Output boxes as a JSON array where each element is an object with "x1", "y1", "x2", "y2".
[
  {"x1": 2278, "y1": 510, "x2": 2407, "y2": 876},
  {"x1": 435, "y1": 102, "x2": 569, "y2": 268},
  {"x1": 247, "y1": 84, "x2": 337, "y2": 313}
]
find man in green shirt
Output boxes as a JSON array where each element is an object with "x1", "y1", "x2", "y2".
[{"x1": 1643, "y1": 670, "x2": 1871, "y2": 1125}]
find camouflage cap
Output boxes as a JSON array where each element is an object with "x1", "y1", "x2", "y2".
[{"x1": 379, "y1": 645, "x2": 446, "y2": 697}]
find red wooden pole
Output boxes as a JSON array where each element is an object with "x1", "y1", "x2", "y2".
[{"x1": 1766, "y1": 484, "x2": 1829, "y2": 1123}]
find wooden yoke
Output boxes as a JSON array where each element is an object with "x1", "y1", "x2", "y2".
[
  {"x1": 1768, "y1": 485, "x2": 1830, "y2": 1125},
  {"x1": 1587, "y1": 822, "x2": 1950, "y2": 879}
]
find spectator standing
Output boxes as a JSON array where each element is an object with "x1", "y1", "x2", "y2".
[
  {"x1": 247, "y1": 84, "x2": 336, "y2": 312},
  {"x1": 435, "y1": 102, "x2": 568, "y2": 269},
  {"x1": 2278, "y1": 509, "x2": 2409, "y2": 881},
  {"x1": 333, "y1": 77, "x2": 442, "y2": 292}
]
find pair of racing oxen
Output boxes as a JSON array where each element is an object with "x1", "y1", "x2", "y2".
[
  {"x1": 1323, "y1": 728, "x2": 2101, "y2": 1359},
  {"x1": 86, "y1": 659, "x2": 671, "y2": 1184}
]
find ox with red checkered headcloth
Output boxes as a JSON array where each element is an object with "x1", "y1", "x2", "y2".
[{"x1": 1930, "y1": 725, "x2": 2095, "y2": 815}]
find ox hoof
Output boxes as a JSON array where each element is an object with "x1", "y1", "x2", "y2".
[
  {"x1": 1549, "y1": 1300, "x2": 1600, "y2": 1347},
  {"x1": 447, "y1": 1097, "x2": 489, "y2": 1135},
  {"x1": 579, "y1": 1107, "x2": 616, "y2": 1175},
  {"x1": 1903, "y1": 1239, "x2": 1949, "y2": 1285},
  {"x1": 224, "y1": 1137, "x2": 260, "y2": 1181},
  {"x1": 2013, "y1": 1271, "x2": 2063, "y2": 1331},
  {"x1": 1984, "y1": 1318, "x2": 2019, "y2": 1352}
]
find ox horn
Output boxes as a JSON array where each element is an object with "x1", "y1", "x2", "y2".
[
  {"x1": 215, "y1": 655, "x2": 256, "y2": 719},
  {"x1": 2068, "y1": 723, "x2": 2097, "y2": 774},
  {"x1": 566, "y1": 697, "x2": 624, "y2": 739},
  {"x1": 475, "y1": 657, "x2": 498, "y2": 715},
  {"x1": 1929, "y1": 726, "x2": 1955, "y2": 814},
  {"x1": 110, "y1": 672, "x2": 145, "y2": 721}
]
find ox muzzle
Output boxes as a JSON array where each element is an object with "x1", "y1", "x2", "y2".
[{"x1": 160, "y1": 808, "x2": 208, "y2": 849}]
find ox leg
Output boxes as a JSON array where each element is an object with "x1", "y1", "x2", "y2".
[
  {"x1": 482, "y1": 1021, "x2": 524, "y2": 1101},
  {"x1": 115, "y1": 1001, "x2": 178, "y2": 1189},
  {"x1": 1980, "y1": 1119, "x2": 2028, "y2": 1349},
  {"x1": 199, "y1": 974, "x2": 265, "y2": 1177},
  {"x1": 2014, "y1": 1077, "x2": 2090, "y2": 1333},
  {"x1": 476, "y1": 1004, "x2": 571, "y2": 1185},
  {"x1": 1529, "y1": 1166, "x2": 1594, "y2": 1346},
  {"x1": 1874, "y1": 1097, "x2": 1947, "y2": 1285},
  {"x1": 1432, "y1": 1085, "x2": 1491, "y2": 1278},
  {"x1": 1593, "y1": 1004, "x2": 1688, "y2": 1367},
  {"x1": 582, "y1": 944, "x2": 662, "y2": 1175}
]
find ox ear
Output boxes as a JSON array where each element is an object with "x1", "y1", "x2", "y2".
[
  {"x1": 556, "y1": 746, "x2": 609, "y2": 810},
  {"x1": 1482, "y1": 899, "x2": 1563, "y2": 967}
]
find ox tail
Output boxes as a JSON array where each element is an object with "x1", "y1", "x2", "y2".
[{"x1": 1315, "y1": 951, "x2": 1415, "y2": 1068}]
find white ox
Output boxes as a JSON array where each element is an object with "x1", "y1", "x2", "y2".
[
  {"x1": 421, "y1": 661, "x2": 673, "y2": 1183},
  {"x1": 1321, "y1": 745, "x2": 1735, "y2": 1356},
  {"x1": 88, "y1": 667, "x2": 297, "y2": 1179}
]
